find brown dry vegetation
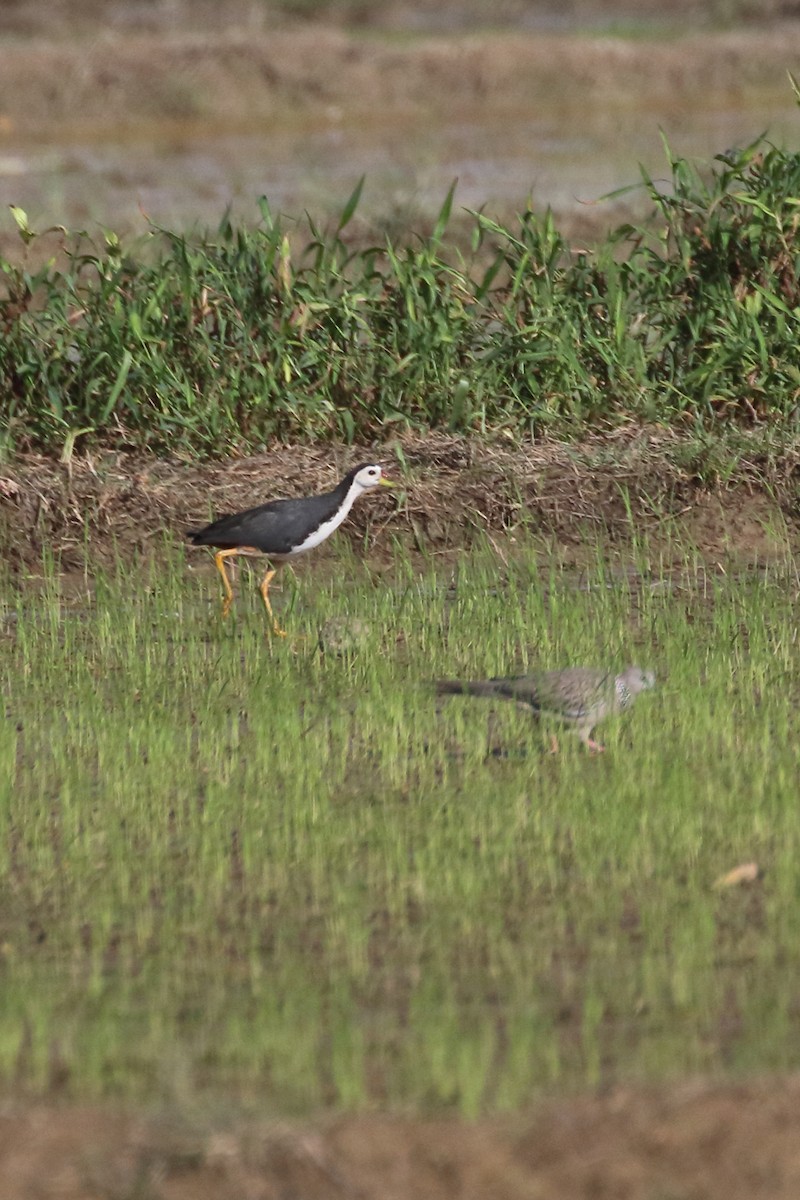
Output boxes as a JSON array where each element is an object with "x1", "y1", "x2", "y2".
[
  {"x1": 1, "y1": 432, "x2": 798, "y2": 572},
  {"x1": 3, "y1": 0, "x2": 800, "y2": 39},
  {"x1": 2, "y1": 24, "x2": 799, "y2": 143}
]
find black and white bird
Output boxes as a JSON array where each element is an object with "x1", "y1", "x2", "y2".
[
  {"x1": 188, "y1": 463, "x2": 394, "y2": 635},
  {"x1": 436, "y1": 665, "x2": 655, "y2": 753}
]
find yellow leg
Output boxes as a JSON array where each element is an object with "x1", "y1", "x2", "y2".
[
  {"x1": 214, "y1": 548, "x2": 239, "y2": 618},
  {"x1": 259, "y1": 567, "x2": 287, "y2": 637}
]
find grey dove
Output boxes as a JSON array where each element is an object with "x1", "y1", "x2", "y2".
[{"x1": 435, "y1": 665, "x2": 655, "y2": 753}]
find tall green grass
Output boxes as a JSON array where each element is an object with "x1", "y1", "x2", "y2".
[
  {"x1": 3, "y1": 132, "x2": 800, "y2": 458},
  {"x1": 0, "y1": 539, "x2": 798, "y2": 1112}
]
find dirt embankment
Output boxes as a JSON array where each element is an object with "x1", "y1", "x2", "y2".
[
  {"x1": 5, "y1": 1076, "x2": 800, "y2": 1199},
  {"x1": 1, "y1": 432, "x2": 799, "y2": 571}
]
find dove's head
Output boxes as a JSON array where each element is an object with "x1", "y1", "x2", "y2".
[{"x1": 618, "y1": 666, "x2": 656, "y2": 697}]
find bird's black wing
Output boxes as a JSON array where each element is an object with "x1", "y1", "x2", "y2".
[
  {"x1": 189, "y1": 497, "x2": 298, "y2": 553},
  {"x1": 188, "y1": 489, "x2": 343, "y2": 554}
]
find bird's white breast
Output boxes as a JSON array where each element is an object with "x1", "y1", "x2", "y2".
[{"x1": 287, "y1": 478, "x2": 363, "y2": 557}]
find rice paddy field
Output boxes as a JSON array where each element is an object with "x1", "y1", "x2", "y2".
[
  {"x1": 1, "y1": 533, "x2": 798, "y2": 1118},
  {"x1": 5, "y1": 24, "x2": 800, "y2": 1187}
]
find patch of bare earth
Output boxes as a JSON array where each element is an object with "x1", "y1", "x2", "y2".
[
  {"x1": 1, "y1": 432, "x2": 799, "y2": 574},
  {"x1": 3, "y1": 1077, "x2": 800, "y2": 1198}
]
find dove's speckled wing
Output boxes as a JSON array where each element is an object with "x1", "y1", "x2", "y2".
[
  {"x1": 492, "y1": 668, "x2": 613, "y2": 721},
  {"x1": 436, "y1": 665, "x2": 655, "y2": 750},
  {"x1": 437, "y1": 668, "x2": 613, "y2": 723}
]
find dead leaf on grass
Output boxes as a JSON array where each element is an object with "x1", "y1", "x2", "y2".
[
  {"x1": 713, "y1": 861, "x2": 761, "y2": 889},
  {"x1": 0, "y1": 477, "x2": 20, "y2": 499}
]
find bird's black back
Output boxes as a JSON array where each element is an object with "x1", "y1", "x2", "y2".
[{"x1": 187, "y1": 466, "x2": 361, "y2": 554}]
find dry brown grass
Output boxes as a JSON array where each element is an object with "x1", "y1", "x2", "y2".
[
  {"x1": 2, "y1": 23, "x2": 800, "y2": 140},
  {"x1": 2, "y1": 430, "x2": 798, "y2": 572}
]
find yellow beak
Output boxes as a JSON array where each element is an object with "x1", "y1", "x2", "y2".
[{"x1": 379, "y1": 477, "x2": 396, "y2": 487}]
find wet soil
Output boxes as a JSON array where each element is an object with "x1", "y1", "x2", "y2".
[{"x1": 4, "y1": 1076, "x2": 800, "y2": 1198}]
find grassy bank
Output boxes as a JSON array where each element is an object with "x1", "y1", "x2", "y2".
[
  {"x1": 1, "y1": 538, "x2": 798, "y2": 1109},
  {"x1": 3, "y1": 134, "x2": 800, "y2": 460}
]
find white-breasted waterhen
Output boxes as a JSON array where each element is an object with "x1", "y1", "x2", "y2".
[{"x1": 188, "y1": 462, "x2": 394, "y2": 636}]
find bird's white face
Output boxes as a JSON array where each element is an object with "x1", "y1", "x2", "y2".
[{"x1": 353, "y1": 464, "x2": 390, "y2": 490}]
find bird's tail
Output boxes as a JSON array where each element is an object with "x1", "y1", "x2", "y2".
[{"x1": 435, "y1": 679, "x2": 500, "y2": 699}]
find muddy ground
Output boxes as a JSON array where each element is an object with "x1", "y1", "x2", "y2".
[{"x1": 4, "y1": 1077, "x2": 800, "y2": 1199}]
